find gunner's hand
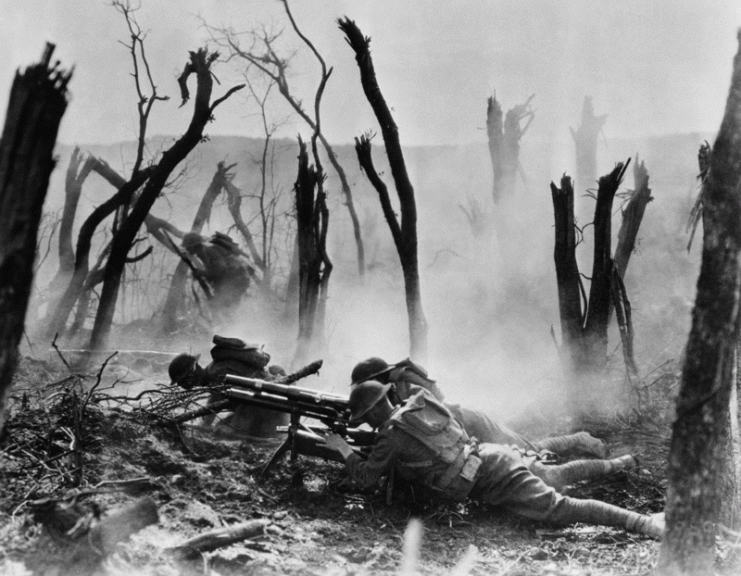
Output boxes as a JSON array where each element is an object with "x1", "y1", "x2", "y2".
[{"x1": 323, "y1": 433, "x2": 353, "y2": 458}]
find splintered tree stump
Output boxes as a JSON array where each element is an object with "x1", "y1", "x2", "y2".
[{"x1": 0, "y1": 44, "x2": 71, "y2": 431}]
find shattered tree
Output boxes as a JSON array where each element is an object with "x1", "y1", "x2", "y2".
[
  {"x1": 339, "y1": 17, "x2": 428, "y2": 361},
  {"x1": 293, "y1": 137, "x2": 332, "y2": 366},
  {"x1": 46, "y1": 148, "x2": 96, "y2": 312},
  {"x1": 657, "y1": 31, "x2": 741, "y2": 576},
  {"x1": 88, "y1": 48, "x2": 243, "y2": 352},
  {"x1": 551, "y1": 158, "x2": 651, "y2": 400},
  {"x1": 0, "y1": 44, "x2": 70, "y2": 430},
  {"x1": 486, "y1": 93, "x2": 534, "y2": 203},
  {"x1": 570, "y1": 96, "x2": 607, "y2": 194},
  {"x1": 208, "y1": 0, "x2": 366, "y2": 278}
]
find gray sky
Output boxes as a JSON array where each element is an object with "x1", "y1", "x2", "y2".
[{"x1": 2, "y1": 0, "x2": 740, "y2": 147}]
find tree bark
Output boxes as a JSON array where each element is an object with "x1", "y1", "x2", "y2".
[
  {"x1": 657, "y1": 31, "x2": 741, "y2": 576},
  {"x1": 570, "y1": 96, "x2": 607, "y2": 194},
  {"x1": 45, "y1": 167, "x2": 151, "y2": 340},
  {"x1": 339, "y1": 17, "x2": 428, "y2": 362},
  {"x1": 487, "y1": 93, "x2": 534, "y2": 203},
  {"x1": 550, "y1": 175, "x2": 584, "y2": 371},
  {"x1": 582, "y1": 160, "x2": 630, "y2": 371},
  {"x1": 293, "y1": 137, "x2": 332, "y2": 366},
  {"x1": 45, "y1": 148, "x2": 96, "y2": 322},
  {"x1": 0, "y1": 44, "x2": 70, "y2": 431},
  {"x1": 486, "y1": 95, "x2": 504, "y2": 203},
  {"x1": 614, "y1": 156, "x2": 654, "y2": 278},
  {"x1": 88, "y1": 49, "x2": 242, "y2": 352}
]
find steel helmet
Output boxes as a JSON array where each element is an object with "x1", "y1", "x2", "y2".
[
  {"x1": 349, "y1": 380, "x2": 392, "y2": 423},
  {"x1": 351, "y1": 357, "x2": 393, "y2": 386},
  {"x1": 168, "y1": 353, "x2": 200, "y2": 386}
]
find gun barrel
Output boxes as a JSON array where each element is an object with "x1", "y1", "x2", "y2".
[
  {"x1": 225, "y1": 388, "x2": 351, "y2": 424},
  {"x1": 224, "y1": 374, "x2": 349, "y2": 409}
]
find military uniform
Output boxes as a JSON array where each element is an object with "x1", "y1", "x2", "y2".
[
  {"x1": 171, "y1": 337, "x2": 288, "y2": 437},
  {"x1": 380, "y1": 362, "x2": 605, "y2": 457},
  {"x1": 341, "y1": 389, "x2": 661, "y2": 537}
]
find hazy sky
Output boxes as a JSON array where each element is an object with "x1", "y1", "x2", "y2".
[{"x1": 2, "y1": 0, "x2": 740, "y2": 147}]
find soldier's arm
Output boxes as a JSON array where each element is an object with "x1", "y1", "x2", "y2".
[{"x1": 343, "y1": 430, "x2": 398, "y2": 489}]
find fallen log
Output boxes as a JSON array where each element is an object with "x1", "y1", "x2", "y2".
[{"x1": 168, "y1": 519, "x2": 270, "y2": 560}]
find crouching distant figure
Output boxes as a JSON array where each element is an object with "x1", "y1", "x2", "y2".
[
  {"x1": 181, "y1": 232, "x2": 253, "y2": 319},
  {"x1": 168, "y1": 335, "x2": 288, "y2": 438}
]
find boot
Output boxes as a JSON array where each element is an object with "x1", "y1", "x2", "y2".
[
  {"x1": 626, "y1": 511, "x2": 665, "y2": 539},
  {"x1": 534, "y1": 431, "x2": 609, "y2": 458}
]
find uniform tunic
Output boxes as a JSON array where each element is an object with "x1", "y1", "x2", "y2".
[{"x1": 344, "y1": 411, "x2": 610, "y2": 526}]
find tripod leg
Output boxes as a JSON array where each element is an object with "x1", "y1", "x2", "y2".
[{"x1": 260, "y1": 436, "x2": 292, "y2": 477}]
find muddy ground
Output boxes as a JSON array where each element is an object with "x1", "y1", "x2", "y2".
[{"x1": 0, "y1": 353, "x2": 735, "y2": 576}]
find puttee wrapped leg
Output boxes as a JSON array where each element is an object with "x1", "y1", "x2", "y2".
[
  {"x1": 533, "y1": 432, "x2": 608, "y2": 458},
  {"x1": 544, "y1": 497, "x2": 665, "y2": 539},
  {"x1": 529, "y1": 455, "x2": 637, "y2": 490}
]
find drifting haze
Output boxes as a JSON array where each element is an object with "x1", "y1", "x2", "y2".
[{"x1": 6, "y1": 0, "x2": 735, "y2": 422}]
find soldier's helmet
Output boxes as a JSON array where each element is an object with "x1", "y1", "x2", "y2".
[
  {"x1": 349, "y1": 380, "x2": 392, "y2": 423},
  {"x1": 182, "y1": 232, "x2": 204, "y2": 252},
  {"x1": 168, "y1": 353, "x2": 200, "y2": 387},
  {"x1": 351, "y1": 357, "x2": 393, "y2": 386}
]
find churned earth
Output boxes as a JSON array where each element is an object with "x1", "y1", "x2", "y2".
[{"x1": 0, "y1": 352, "x2": 729, "y2": 576}]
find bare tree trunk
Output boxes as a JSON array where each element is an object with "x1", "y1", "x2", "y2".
[
  {"x1": 486, "y1": 95, "x2": 504, "y2": 203},
  {"x1": 88, "y1": 49, "x2": 243, "y2": 353},
  {"x1": 550, "y1": 175, "x2": 585, "y2": 371},
  {"x1": 45, "y1": 168, "x2": 151, "y2": 340},
  {"x1": 0, "y1": 44, "x2": 70, "y2": 431},
  {"x1": 59, "y1": 149, "x2": 95, "y2": 275},
  {"x1": 570, "y1": 96, "x2": 607, "y2": 195},
  {"x1": 161, "y1": 161, "x2": 231, "y2": 333},
  {"x1": 340, "y1": 17, "x2": 428, "y2": 362},
  {"x1": 293, "y1": 138, "x2": 331, "y2": 366},
  {"x1": 657, "y1": 32, "x2": 741, "y2": 576},
  {"x1": 614, "y1": 156, "x2": 654, "y2": 278},
  {"x1": 582, "y1": 160, "x2": 630, "y2": 372},
  {"x1": 486, "y1": 93, "x2": 534, "y2": 204},
  {"x1": 45, "y1": 148, "x2": 96, "y2": 320}
]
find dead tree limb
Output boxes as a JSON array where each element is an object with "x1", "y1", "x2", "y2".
[
  {"x1": 208, "y1": 5, "x2": 366, "y2": 277},
  {"x1": 89, "y1": 48, "x2": 243, "y2": 352},
  {"x1": 582, "y1": 159, "x2": 631, "y2": 369},
  {"x1": 168, "y1": 519, "x2": 269, "y2": 560},
  {"x1": 570, "y1": 96, "x2": 608, "y2": 194},
  {"x1": 0, "y1": 44, "x2": 71, "y2": 432},
  {"x1": 487, "y1": 92, "x2": 535, "y2": 202},
  {"x1": 610, "y1": 266, "x2": 638, "y2": 379},
  {"x1": 339, "y1": 17, "x2": 428, "y2": 361},
  {"x1": 614, "y1": 155, "x2": 654, "y2": 279}
]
